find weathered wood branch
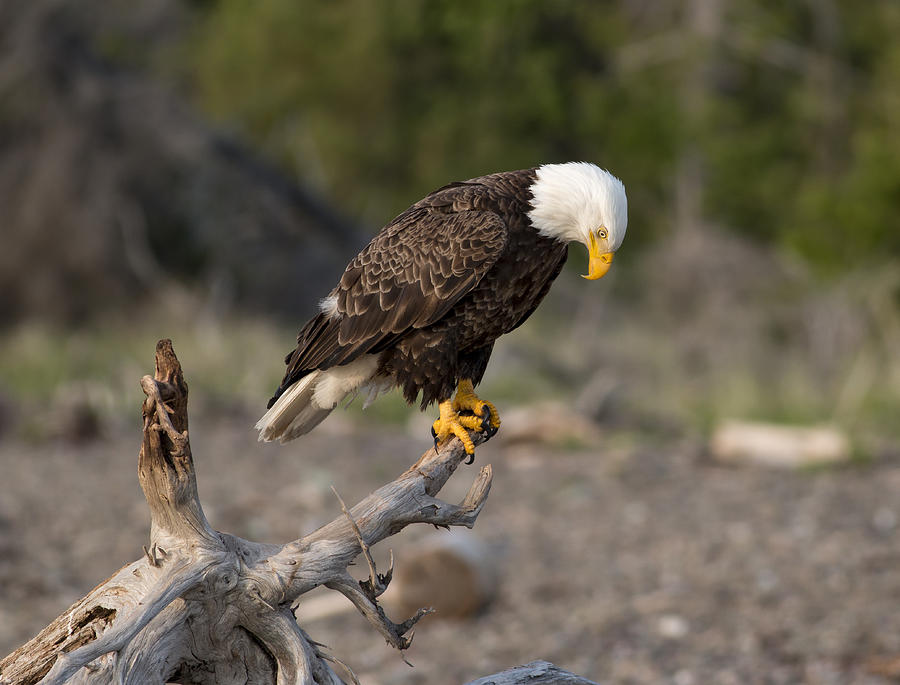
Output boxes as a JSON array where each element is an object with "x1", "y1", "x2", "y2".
[
  {"x1": 465, "y1": 660, "x2": 601, "y2": 685},
  {"x1": 0, "y1": 339, "x2": 493, "y2": 685}
]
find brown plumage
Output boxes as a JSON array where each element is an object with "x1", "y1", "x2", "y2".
[{"x1": 257, "y1": 163, "x2": 627, "y2": 449}]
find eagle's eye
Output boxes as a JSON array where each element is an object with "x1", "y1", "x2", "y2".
[{"x1": 597, "y1": 227, "x2": 608, "y2": 240}]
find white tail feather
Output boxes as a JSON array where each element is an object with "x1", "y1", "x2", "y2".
[
  {"x1": 256, "y1": 355, "x2": 380, "y2": 444},
  {"x1": 255, "y1": 371, "x2": 328, "y2": 443}
]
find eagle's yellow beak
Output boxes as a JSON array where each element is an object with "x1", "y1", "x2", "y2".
[{"x1": 582, "y1": 232, "x2": 615, "y2": 280}]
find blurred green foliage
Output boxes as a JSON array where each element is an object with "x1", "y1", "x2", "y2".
[
  {"x1": 187, "y1": 0, "x2": 677, "y2": 249},
  {"x1": 186, "y1": 0, "x2": 900, "y2": 272}
]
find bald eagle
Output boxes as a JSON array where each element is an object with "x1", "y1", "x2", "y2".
[{"x1": 257, "y1": 162, "x2": 627, "y2": 456}]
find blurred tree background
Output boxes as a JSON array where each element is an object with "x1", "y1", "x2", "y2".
[{"x1": 1, "y1": 0, "x2": 899, "y2": 440}]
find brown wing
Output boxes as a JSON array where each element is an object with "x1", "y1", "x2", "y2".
[{"x1": 269, "y1": 200, "x2": 509, "y2": 405}]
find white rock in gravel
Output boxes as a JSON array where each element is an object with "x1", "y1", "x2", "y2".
[
  {"x1": 673, "y1": 669, "x2": 696, "y2": 685},
  {"x1": 657, "y1": 613, "x2": 689, "y2": 639},
  {"x1": 709, "y1": 420, "x2": 850, "y2": 468},
  {"x1": 872, "y1": 507, "x2": 897, "y2": 533}
]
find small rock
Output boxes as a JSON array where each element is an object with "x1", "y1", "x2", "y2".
[
  {"x1": 755, "y1": 568, "x2": 780, "y2": 594},
  {"x1": 656, "y1": 613, "x2": 689, "y2": 639},
  {"x1": 709, "y1": 420, "x2": 850, "y2": 468},
  {"x1": 383, "y1": 532, "x2": 499, "y2": 620},
  {"x1": 673, "y1": 669, "x2": 695, "y2": 685},
  {"x1": 499, "y1": 402, "x2": 603, "y2": 447},
  {"x1": 872, "y1": 507, "x2": 897, "y2": 533},
  {"x1": 623, "y1": 501, "x2": 648, "y2": 527}
]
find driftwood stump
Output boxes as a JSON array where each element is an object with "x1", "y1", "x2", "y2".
[
  {"x1": 0, "y1": 339, "x2": 493, "y2": 684},
  {"x1": 465, "y1": 660, "x2": 600, "y2": 685}
]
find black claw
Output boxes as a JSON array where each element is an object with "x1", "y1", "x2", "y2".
[
  {"x1": 464, "y1": 451, "x2": 475, "y2": 465},
  {"x1": 478, "y1": 405, "x2": 499, "y2": 438},
  {"x1": 479, "y1": 406, "x2": 492, "y2": 432},
  {"x1": 431, "y1": 426, "x2": 439, "y2": 450}
]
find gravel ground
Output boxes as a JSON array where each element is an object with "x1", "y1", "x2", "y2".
[{"x1": 2, "y1": 413, "x2": 900, "y2": 685}]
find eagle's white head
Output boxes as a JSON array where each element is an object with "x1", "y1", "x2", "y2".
[{"x1": 528, "y1": 162, "x2": 628, "y2": 280}]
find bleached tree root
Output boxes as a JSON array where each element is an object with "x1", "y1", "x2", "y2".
[
  {"x1": 0, "y1": 339, "x2": 493, "y2": 685},
  {"x1": 465, "y1": 660, "x2": 601, "y2": 685}
]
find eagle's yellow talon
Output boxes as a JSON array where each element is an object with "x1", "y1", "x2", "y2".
[
  {"x1": 432, "y1": 380, "x2": 503, "y2": 458},
  {"x1": 450, "y1": 423, "x2": 475, "y2": 454},
  {"x1": 457, "y1": 414, "x2": 486, "y2": 431},
  {"x1": 453, "y1": 379, "x2": 501, "y2": 430},
  {"x1": 432, "y1": 400, "x2": 476, "y2": 455}
]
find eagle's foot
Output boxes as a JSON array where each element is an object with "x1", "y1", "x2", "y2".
[
  {"x1": 431, "y1": 382, "x2": 501, "y2": 463},
  {"x1": 453, "y1": 379, "x2": 501, "y2": 432},
  {"x1": 431, "y1": 400, "x2": 478, "y2": 458}
]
